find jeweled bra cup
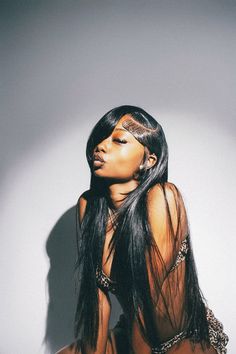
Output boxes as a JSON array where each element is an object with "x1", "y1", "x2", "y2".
[
  {"x1": 95, "y1": 236, "x2": 190, "y2": 294},
  {"x1": 95, "y1": 265, "x2": 117, "y2": 294}
]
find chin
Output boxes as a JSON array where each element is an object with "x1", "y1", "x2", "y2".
[{"x1": 93, "y1": 171, "x2": 109, "y2": 179}]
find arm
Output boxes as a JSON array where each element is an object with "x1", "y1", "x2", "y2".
[
  {"x1": 145, "y1": 181, "x2": 188, "y2": 299},
  {"x1": 55, "y1": 290, "x2": 111, "y2": 354},
  {"x1": 83, "y1": 288, "x2": 111, "y2": 354},
  {"x1": 77, "y1": 192, "x2": 112, "y2": 354},
  {"x1": 131, "y1": 182, "x2": 189, "y2": 353}
]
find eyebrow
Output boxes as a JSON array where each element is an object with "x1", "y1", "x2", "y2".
[{"x1": 113, "y1": 128, "x2": 127, "y2": 132}]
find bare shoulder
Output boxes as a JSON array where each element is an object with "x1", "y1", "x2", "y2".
[
  {"x1": 146, "y1": 181, "x2": 188, "y2": 239},
  {"x1": 147, "y1": 181, "x2": 180, "y2": 207},
  {"x1": 77, "y1": 189, "x2": 91, "y2": 225}
]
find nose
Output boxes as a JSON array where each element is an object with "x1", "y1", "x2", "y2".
[{"x1": 95, "y1": 137, "x2": 110, "y2": 153}]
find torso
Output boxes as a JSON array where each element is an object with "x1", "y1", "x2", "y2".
[
  {"x1": 80, "y1": 191, "x2": 228, "y2": 354},
  {"x1": 101, "y1": 212, "x2": 116, "y2": 279}
]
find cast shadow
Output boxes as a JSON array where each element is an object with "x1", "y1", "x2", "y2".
[{"x1": 43, "y1": 205, "x2": 122, "y2": 354}]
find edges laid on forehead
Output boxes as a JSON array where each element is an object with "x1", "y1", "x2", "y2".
[{"x1": 121, "y1": 117, "x2": 158, "y2": 134}]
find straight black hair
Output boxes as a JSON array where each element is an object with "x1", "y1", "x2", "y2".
[{"x1": 73, "y1": 105, "x2": 210, "y2": 350}]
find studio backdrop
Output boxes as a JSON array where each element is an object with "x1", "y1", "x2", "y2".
[{"x1": 0, "y1": 1, "x2": 235, "y2": 353}]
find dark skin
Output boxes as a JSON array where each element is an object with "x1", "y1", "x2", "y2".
[
  {"x1": 92, "y1": 114, "x2": 158, "y2": 209},
  {"x1": 55, "y1": 115, "x2": 217, "y2": 354}
]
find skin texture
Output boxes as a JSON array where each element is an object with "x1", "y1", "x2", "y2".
[{"x1": 93, "y1": 114, "x2": 157, "y2": 208}]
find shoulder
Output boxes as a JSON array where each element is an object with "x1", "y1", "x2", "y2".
[
  {"x1": 77, "y1": 189, "x2": 91, "y2": 225},
  {"x1": 146, "y1": 182, "x2": 188, "y2": 238},
  {"x1": 78, "y1": 189, "x2": 91, "y2": 205},
  {"x1": 147, "y1": 181, "x2": 180, "y2": 209}
]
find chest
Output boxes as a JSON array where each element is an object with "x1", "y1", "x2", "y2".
[{"x1": 101, "y1": 219, "x2": 115, "y2": 279}]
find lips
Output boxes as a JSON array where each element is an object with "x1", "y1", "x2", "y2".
[{"x1": 93, "y1": 154, "x2": 105, "y2": 162}]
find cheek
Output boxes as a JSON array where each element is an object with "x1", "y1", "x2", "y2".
[
  {"x1": 93, "y1": 145, "x2": 144, "y2": 179},
  {"x1": 112, "y1": 148, "x2": 143, "y2": 172}
]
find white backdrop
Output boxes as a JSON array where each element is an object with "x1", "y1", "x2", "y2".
[{"x1": 0, "y1": 1, "x2": 235, "y2": 353}]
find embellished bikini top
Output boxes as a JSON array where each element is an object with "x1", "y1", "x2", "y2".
[{"x1": 96, "y1": 235, "x2": 189, "y2": 294}]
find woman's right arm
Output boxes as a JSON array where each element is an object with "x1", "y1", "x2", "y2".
[
  {"x1": 77, "y1": 191, "x2": 89, "y2": 228},
  {"x1": 77, "y1": 192, "x2": 112, "y2": 354},
  {"x1": 83, "y1": 288, "x2": 111, "y2": 354},
  {"x1": 55, "y1": 288, "x2": 111, "y2": 354}
]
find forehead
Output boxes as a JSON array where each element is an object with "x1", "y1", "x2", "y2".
[
  {"x1": 114, "y1": 114, "x2": 133, "y2": 131},
  {"x1": 113, "y1": 115, "x2": 146, "y2": 151},
  {"x1": 113, "y1": 114, "x2": 143, "y2": 143}
]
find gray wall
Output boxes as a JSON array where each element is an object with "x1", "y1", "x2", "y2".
[{"x1": 0, "y1": 1, "x2": 235, "y2": 353}]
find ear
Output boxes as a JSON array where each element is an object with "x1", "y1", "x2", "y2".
[{"x1": 146, "y1": 153, "x2": 158, "y2": 170}]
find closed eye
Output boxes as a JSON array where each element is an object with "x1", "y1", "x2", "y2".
[{"x1": 113, "y1": 138, "x2": 127, "y2": 144}]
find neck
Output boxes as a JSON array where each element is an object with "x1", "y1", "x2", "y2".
[{"x1": 105, "y1": 179, "x2": 139, "y2": 209}]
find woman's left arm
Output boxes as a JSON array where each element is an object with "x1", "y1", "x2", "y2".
[
  {"x1": 130, "y1": 182, "x2": 188, "y2": 354},
  {"x1": 145, "y1": 181, "x2": 188, "y2": 291}
]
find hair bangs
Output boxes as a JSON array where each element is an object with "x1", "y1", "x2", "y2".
[{"x1": 86, "y1": 112, "x2": 119, "y2": 168}]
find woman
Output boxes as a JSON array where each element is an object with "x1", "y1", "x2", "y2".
[{"x1": 56, "y1": 105, "x2": 228, "y2": 354}]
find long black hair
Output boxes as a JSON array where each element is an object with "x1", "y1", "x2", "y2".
[{"x1": 73, "y1": 105, "x2": 210, "y2": 350}]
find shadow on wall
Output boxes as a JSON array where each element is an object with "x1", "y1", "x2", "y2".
[{"x1": 43, "y1": 206, "x2": 122, "y2": 354}]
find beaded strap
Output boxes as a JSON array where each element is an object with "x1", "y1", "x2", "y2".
[
  {"x1": 169, "y1": 236, "x2": 189, "y2": 272},
  {"x1": 95, "y1": 265, "x2": 117, "y2": 294},
  {"x1": 151, "y1": 306, "x2": 229, "y2": 354},
  {"x1": 206, "y1": 307, "x2": 229, "y2": 354},
  {"x1": 151, "y1": 330, "x2": 187, "y2": 354}
]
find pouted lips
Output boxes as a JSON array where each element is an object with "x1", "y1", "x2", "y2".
[
  {"x1": 93, "y1": 154, "x2": 105, "y2": 167},
  {"x1": 93, "y1": 154, "x2": 105, "y2": 162},
  {"x1": 93, "y1": 160, "x2": 104, "y2": 166}
]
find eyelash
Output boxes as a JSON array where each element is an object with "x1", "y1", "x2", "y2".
[{"x1": 113, "y1": 138, "x2": 127, "y2": 144}]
